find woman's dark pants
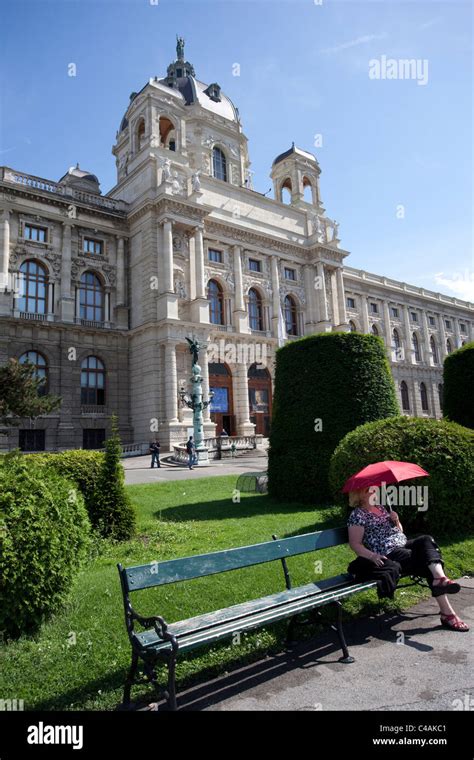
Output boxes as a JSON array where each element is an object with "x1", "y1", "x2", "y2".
[{"x1": 387, "y1": 535, "x2": 444, "y2": 589}]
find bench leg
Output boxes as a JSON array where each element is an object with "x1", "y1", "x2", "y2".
[
  {"x1": 167, "y1": 652, "x2": 178, "y2": 711},
  {"x1": 332, "y1": 601, "x2": 355, "y2": 664},
  {"x1": 123, "y1": 650, "x2": 139, "y2": 707},
  {"x1": 285, "y1": 615, "x2": 300, "y2": 649}
]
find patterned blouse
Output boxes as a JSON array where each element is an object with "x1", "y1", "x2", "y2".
[{"x1": 347, "y1": 507, "x2": 407, "y2": 555}]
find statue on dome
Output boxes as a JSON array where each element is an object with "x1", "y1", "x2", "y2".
[
  {"x1": 191, "y1": 170, "x2": 201, "y2": 193},
  {"x1": 176, "y1": 36, "x2": 185, "y2": 61},
  {"x1": 332, "y1": 220, "x2": 340, "y2": 241}
]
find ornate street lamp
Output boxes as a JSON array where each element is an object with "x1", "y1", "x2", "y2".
[{"x1": 180, "y1": 337, "x2": 214, "y2": 463}]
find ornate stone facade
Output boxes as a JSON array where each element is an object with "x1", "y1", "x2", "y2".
[{"x1": 0, "y1": 40, "x2": 472, "y2": 451}]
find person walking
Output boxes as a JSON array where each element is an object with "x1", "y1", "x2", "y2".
[
  {"x1": 149, "y1": 439, "x2": 161, "y2": 468},
  {"x1": 186, "y1": 435, "x2": 196, "y2": 469}
]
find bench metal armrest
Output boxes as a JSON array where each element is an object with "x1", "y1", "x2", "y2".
[{"x1": 132, "y1": 612, "x2": 169, "y2": 640}]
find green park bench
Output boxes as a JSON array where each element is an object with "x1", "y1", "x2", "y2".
[{"x1": 117, "y1": 527, "x2": 428, "y2": 710}]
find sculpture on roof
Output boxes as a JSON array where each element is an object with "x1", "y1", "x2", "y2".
[{"x1": 176, "y1": 35, "x2": 185, "y2": 61}]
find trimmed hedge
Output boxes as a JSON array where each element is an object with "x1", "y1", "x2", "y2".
[
  {"x1": 0, "y1": 452, "x2": 91, "y2": 638},
  {"x1": 443, "y1": 341, "x2": 474, "y2": 429},
  {"x1": 268, "y1": 332, "x2": 399, "y2": 504},
  {"x1": 329, "y1": 416, "x2": 474, "y2": 535},
  {"x1": 31, "y1": 450, "x2": 104, "y2": 527}
]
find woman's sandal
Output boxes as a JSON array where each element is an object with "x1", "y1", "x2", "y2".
[
  {"x1": 439, "y1": 613, "x2": 469, "y2": 632},
  {"x1": 431, "y1": 576, "x2": 461, "y2": 597}
]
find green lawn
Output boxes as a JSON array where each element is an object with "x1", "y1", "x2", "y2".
[{"x1": 1, "y1": 475, "x2": 472, "y2": 711}]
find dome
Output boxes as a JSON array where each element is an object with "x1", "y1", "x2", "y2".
[
  {"x1": 58, "y1": 164, "x2": 101, "y2": 192},
  {"x1": 119, "y1": 38, "x2": 239, "y2": 131},
  {"x1": 273, "y1": 143, "x2": 318, "y2": 166}
]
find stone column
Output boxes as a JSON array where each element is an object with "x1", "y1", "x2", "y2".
[
  {"x1": 233, "y1": 362, "x2": 255, "y2": 436},
  {"x1": 411, "y1": 377, "x2": 420, "y2": 417},
  {"x1": 0, "y1": 209, "x2": 10, "y2": 287},
  {"x1": 335, "y1": 268, "x2": 348, "y2": 328},
  {"x1": 383, "y1": 300, "x2": 392, "y2": 350},
  {"x1": 329, "y1": 269, "x2": 339, "y2": 330},
  {"x1": 270, "y1": 256, "x2": 281, "y2": 339},
  {"x1": 201, "y1": 349, "x2": 211, "y2": 423},
  {"x1": 75, "y1": 286, "x2": 81, "y2": 320},
  {"x1": 315, "y1": 261, "x2": 329, "y2": 327},
  {"x1": 188, "y1": 233, "x2": 196, "y2": 301},
  {"x1": 194, "y1": 225, "x2": 205, "y2": 298},
  {"x1": 60, "y1": 221, "x2": 75, "y2": 322},
  {"x1": 421, "y1": 310, "x2": 431, "y2": 365},
  {"x1": 438, "y1": 313, "x2": 447, "y2": 359},
  {"x1": 454, "y1": 318, "x2": 461, "y2": 349},
  {"x1": 162, "y1": 219, "x2": 174, "y2": 293},
  {"x1": 116, "y1": 236, "x2": 125, "y2": 305},
  {"x1": 361, "y1": 295, "x2": 370, "y2": 334},
  {"x1": 164, "y1": 342, "x2": 179, "y2": 423},
  {"x1": 47, "y1": 282, "x2": 54, "y2": 315},
  {"x1": 403, "y1": 305, "x2": 413, "y2": 364},
  {"x1": 105, "y1": 291, "x2": 111, "y2": 323},
  {"x1": 232, "y1": 244, "x2": 249, "y2": 332},
  {"x1": 303, "y1": 263, "x2": 317, "y2": 332}
]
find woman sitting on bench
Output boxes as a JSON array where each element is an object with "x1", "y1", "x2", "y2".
[{"x1": 347, "y1": 487, "x2": 469, "y2": 632}]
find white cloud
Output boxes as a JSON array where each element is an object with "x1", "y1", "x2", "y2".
[
  {"x1": 433, "y1": 272, "x2": 474, "y2": 302},
  {"x1": 320, "y1": 34, "x2": 387, "y2": 55},
  {"x1": 419, "y1": 17, "x2": 442, "y2": 30}
]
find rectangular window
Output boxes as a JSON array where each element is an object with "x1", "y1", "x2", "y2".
[
  {"x1": 208, "y1": 248, "x2": 223, "y2": 263},
  {"x1": 284, "y1": 267, "x2": 296, "y2": 281},
  {"x1": 347, "y1": 297, "x2": 355, "y2": 309},
  {"x1": 83, "y1": 429, "x2": 106, "y2": 450},
  {"x1": 411, "y1": 312, "x2": 418, "y2": 322},
  {"x1": 391, "y1": 307, "x2": 399, "y2": 318},
  {"x1": 249, "y1": 258, "x2": 262, "y2": 273},
  {"x1": 445, "y1": 320, "x2": 451, "y2": 329},
  {"x1": 83, "y1": 238, "x2": 103, "y2": 255},
  {"x1": 370, "y1": 303, "x2": 378, "y2": 314},
  {"x1": 24, "y1": 224, "x2": 47, "y2": 243},
  {"x1": 460, "y1": 323, "x2": 466, "y2": 333},
  {"x1": 19, "y1": 429, "x2": 45, "y2": 452},
  {"x1": 429, "y1": 316, "x2": 435, "y2": 326}
]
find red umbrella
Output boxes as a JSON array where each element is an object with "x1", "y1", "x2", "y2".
[{"x1": 342, "y1": 460, "x2": 429, "y2": 493}]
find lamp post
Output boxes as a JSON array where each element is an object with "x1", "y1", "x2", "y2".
[{"x1": 180, "y1": 337, "x2": 214, "y2": 464}]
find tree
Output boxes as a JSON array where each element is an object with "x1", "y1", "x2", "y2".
[
  {"x1": 0, "y1": 358, "x2": 61, "y2": 425},
  {"x1": 443, "y1": 341, "x2": 474, "y2": 429},
  {"x1": 91, "y1": 415, "x2": 136, "y2": 540}
]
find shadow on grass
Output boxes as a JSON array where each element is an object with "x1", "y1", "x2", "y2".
[{"x1": 152, "y1": 493, "x2": 340, "y2": 525}]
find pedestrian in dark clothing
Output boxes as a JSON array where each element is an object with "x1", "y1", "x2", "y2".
[
  {"x1": 149, "y1": 439, "x2": 161, "y2": 468},
  {"x1": 186, "y1": 436, "x2": 196, "y2": 469}
]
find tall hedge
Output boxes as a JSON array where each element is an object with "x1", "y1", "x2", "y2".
[
  {"x1": 31, "y1": 450, "x2": 104, "y2": 529},
  {"x1": 443, "y1": 341, "x2": 474, "y2": 429},
  {"x1": 328, "y1": 416, "x2": 474, "y2": 535},
  {"x1": 268, "y1": 333, "x2": 399, "y2": 503},
  {"x1": 0, "y1": 452, "x2": 91, "y2": 637}
]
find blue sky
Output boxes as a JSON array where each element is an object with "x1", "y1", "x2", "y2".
[{"x1": 1, "y1": 0, "x2": 472, "y2": 300}]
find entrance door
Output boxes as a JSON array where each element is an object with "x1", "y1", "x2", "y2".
[
  {"x1": 248, "y1": 364, "x2": 272, "y2": 436},
  {"x1": 208, "y1": 363, "x2": 235, "y2": 435}
]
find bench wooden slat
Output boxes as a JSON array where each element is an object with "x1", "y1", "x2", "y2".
[
  {"x1": 123, "y1": 527, "x2": 349, "y2": 591},
  {"x1": 134, "y1": 578, "x2": 377, "y2": 653}
]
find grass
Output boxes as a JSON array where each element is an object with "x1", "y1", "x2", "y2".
[{"x1": 1, "y1": 475, "x2": 472, "y2": 711}]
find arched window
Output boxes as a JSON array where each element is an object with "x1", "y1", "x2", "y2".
[
  {"x1": 371, "y1": 324, "x2": 379, "y2": 336},
  {"x1": 212, "y1": 146, "x2": 227, "y2": 181},
  {"x1": 19, "y1": 350, "x2": 48, "y2": 396},
  {"x1": 80, "y1": 272, "x2": 104, "y2": 322},
  {"x1": 159, "y1": 116, "x2": 175, "y2": 150},
  {"x1": 400, "y1": 381, "x2": 410, "y2": 411},
  {"x1": 393, "y1": 328, "x2": 401, "y2": 351},
  {"x1": 303, "y1": 176, "x2": 313, "y2": 203},
  {"x1": 208, "y1": 279, "x2": 224, "y2": 325},
  {"x1": 412, "y1": 333, "x2": 421, "y2": 362},
  {"x1": 81, "y1": 356, "x2": 105, "y2": 405},
  {"x1": 349, "y1": 320, "x2": 357, "y2": 332},
  {"x1": 18, "y1": 260, "x2": 48, "y2": 314},
  {"x1": 136, "y1": 118, "x2": 146, "y2": 150},
  {"x1": 438, "y1": 383, "x2": 443, "y2": 412},
  {"x1": 281, "y1": 177, "x2": 292, "y2": 204},
  {"x1": 420, "y1": 382, "x2": 429, "y2": 412},
  {"x1": 248, "y1": 288, "x2": 263, "y2": 331},
  {"x1": 283, "y1": 295, "x2": 298, "y2": 336},
  {"x1": 430, "y1": 336, "x2": 439, "y2": 364},
  {"x1": 446, "y1": 339, "x2": 452, "y2": 354}
]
